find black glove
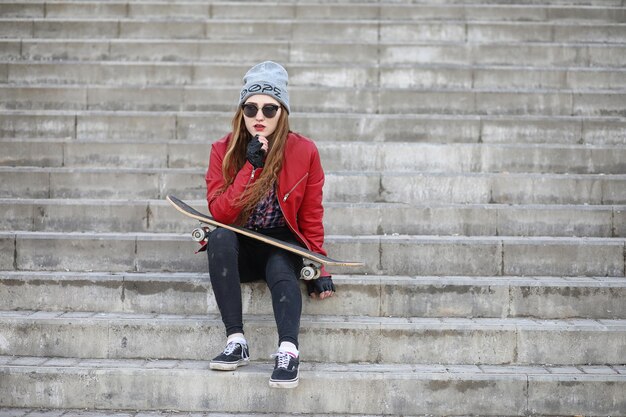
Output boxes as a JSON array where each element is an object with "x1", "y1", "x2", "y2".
[
  {"x1": 246, "y1": 135, "x2": 265, "y2": 168},
  {"x1": 306, "y1": 276, "x2": 336, "y2": 297}
]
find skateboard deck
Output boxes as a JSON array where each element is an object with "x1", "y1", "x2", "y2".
[{"x1": 166, "y1": 195, "x2": 364, "y2": 280}]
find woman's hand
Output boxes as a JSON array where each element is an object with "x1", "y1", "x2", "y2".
[
  {"x1": 306, "y1": 276, "x2": 335, "y2": 300},
  {"x1": 246, "y1": 135, "x2": 269, "y2": 168},
  {"x1": 257, "y1": 135, "x2": 269, "y2": 153}
]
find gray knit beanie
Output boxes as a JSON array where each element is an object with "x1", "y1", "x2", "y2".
[{"x1": 239, "y1": 61, "x2": 290, "y2": 114}]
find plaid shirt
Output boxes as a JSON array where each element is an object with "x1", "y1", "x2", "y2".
[{"x1": 244, "y1": 184, "x2": 286, "y2": 229}]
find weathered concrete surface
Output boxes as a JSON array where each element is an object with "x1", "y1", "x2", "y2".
[
  {"x1": 2, "y1": 359, "x2": 624, "y2": 415},
  {"x1": 1, "y1": 1, "x2": 625, "y2": 415},
  {"x1": 1, "y1": 312, "x2": 623, "y2": 365},
  {"x1": 2, "y1": 273, "x2": 625, "y2": 320}
]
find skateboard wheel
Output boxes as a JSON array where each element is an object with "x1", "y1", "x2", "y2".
[
  {"x1": 191, "y1": 227, "x2": 207, "y2": 242},
  {"x1": 300, "y1": 266, "x2": 317, "y2": 281}
]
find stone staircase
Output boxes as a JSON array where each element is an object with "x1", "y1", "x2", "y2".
[{"x1": 1, "y1": 0, "x2": 625, "y2": 415}]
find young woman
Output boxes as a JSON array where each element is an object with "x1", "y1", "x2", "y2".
[{"x1": 204, "y1": 61, "x2": 335, "y2": 389}]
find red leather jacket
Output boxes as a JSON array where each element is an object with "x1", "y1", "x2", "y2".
[{"x1": 205, "y1": 131, "x2": 328, "y2": 267}]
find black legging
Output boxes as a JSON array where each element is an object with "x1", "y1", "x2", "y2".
[{"x1": 207, "y1": 226, "x2": 303, "y2": 348}]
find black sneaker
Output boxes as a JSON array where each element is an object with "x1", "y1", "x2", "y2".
[
  {"x1": 269, "y1": 351, "x2": 299, "y2": 388},
  {"x1": 209, "y1": 341, "x2": 249, "y2": 371}
]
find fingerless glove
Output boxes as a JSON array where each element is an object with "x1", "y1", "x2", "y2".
[
  {"x1": 306, "y1": 276, "x2": 336, "y2": 296},
  {"x1": 246, "y1": 135, "x2": 265, "y2": 168}
]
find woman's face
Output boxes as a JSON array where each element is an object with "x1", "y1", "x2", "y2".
[{"x1": 242, "y1": 94, "x2": 282, "y2": 139}]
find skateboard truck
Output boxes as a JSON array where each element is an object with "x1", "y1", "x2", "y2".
[{"x1": 191, "y1": 226, "x2": 321, "y2": 280}]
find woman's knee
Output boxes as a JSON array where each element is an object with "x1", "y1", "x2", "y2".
[
  {"x1": 208, "y1": 227, "x2": 237, "y2": 243},
  {"x1": 265, "y1": 252, "x2": 301, "y2": 284},
  {"x1": 207, "y1": 228, "x2": 238, "y2": 259},
  {"x1": 208, "y1": 227, "x2": 237, "y2": 249}
]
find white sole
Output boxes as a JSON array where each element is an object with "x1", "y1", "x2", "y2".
[
  {"x1": 209, "y1": 359, "x2": 249, "y2": 371},
  {"x1": 269, "y1": 380, "x2": 299, "y2": 389},
  {"x1": 269, "y1": 376, "x2": 299, "y2": 389}
]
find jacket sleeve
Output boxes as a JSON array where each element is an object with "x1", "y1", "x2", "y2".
[
  {"x1": 296, "y1": 145, "x2": 327, "y2": 258},
  {"x1": 205, "y1": 142, "x2": 259, "y2": 225}
]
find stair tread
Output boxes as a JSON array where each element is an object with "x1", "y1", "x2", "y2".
[
  {"x1": 3, "y1": 138, "x2": 626, "y2": 148},
  {"x1": 1, "y1": 362, "x2": 624, "y2": 413},
  {"x1": 3, "y1": 309, "x2": 626, "y2": 326},
  {"x1": 3, "y1": 83, "x2": 626, "y2": 93},
  {"x1": 2, "y1": 197, "x2": 625, "y2": 208},
  {"x1": 3, "y1": 109, "x2": 625, "y2": 120},
  {"x1": 4, "y1": 58, "x2": 626, "y2": 69},
  {"x1": 2, "y1": 269, "x2": 626, "y2": 283},
  {"x1": 2, "y1": 355, "x2": 624, "y2": 377},
  {"x1": 3, "y1": 165, "x2": 626, "y2": 177},
  {"x1": 5, "y1": 16, "x2": 626, "y2": 26},
  {"x1": 3, "y1": 230, "x2": 625, "y2": 241}
]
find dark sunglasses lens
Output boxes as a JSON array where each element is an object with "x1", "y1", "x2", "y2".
[
  {"x1": 262, "y1": 105, "x2": 278, "y2": 118},
  {"x1": 242, "y1": 104, "x2": 257, "y2": 118}
]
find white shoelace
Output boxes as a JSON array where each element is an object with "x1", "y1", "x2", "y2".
[
  {"x1": 271, "y1": 351, "x2": 291, "y2": 369},
  {"x1": 223, "y1": 342, "x2": 248, "y2": 359}
]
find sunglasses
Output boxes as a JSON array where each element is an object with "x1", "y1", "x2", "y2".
[{"x1": 241, "y1": 103, "x2": 280, "y2": 119}]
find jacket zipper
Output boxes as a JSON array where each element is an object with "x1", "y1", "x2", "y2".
[
  {"x1": 282, "y1": 173, "x2": 308, "y2": 202},
  {"x1": 236, "y1": 168, "x2": 258, "y2": 207},
  {"x1": 246, "y1": 168, "x2": 258, "y2": 188}
]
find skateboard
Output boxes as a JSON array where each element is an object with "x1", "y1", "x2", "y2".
[{"x1": 166, "y1": 195, "x2": 364, "y2": 280}]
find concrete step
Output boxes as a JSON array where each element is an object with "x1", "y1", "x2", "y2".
[
  {"x1": 385, "y1": 0, "x2": 624, "y2": 4},
  {"x1": 1, "y1": 409, "x2": 506, "y2": 417},
  {"x1": 381, "y1": 42, "x2": 626, "y2": 68},
  {"x1": 0, "y1": 409, "x2": 435, "y2": 417},
  {"x1": 3, "y1": 18, "x2": 626, "y2": 44},
  {"x1": 1, "y1": 310, "x2": 625, "y2": 365},
  {"x1": 2, "y1": 84, "x2": 624, "y2": 117},
  {"x1": 2, "y1": 111, "x2": 625, "y2": 145},
  {"x1": 3, "y1": 2, "x2": 625, "y2": 22},
  {"x1": 1, "y1": 271, "x2": 624, "y2": 319},
  {"x1": 1, "y1": 356, "x2": 624, "y2": 415},
  {"x1": 1, "y1": 166, "x2": 624, "y2": 205},
  {"x1": 2, "y1": 39, "x2": 625, "y2": 67},
  {"x1": 1, "y1": 231, "x2": 624, "y2": 277},
  {"x1": 3, "y1": 140, "x2": 625, "y2": 175},
  {"x1": 323, "y1": 202, "x2": 626, "y2": 238},
  {"x1": 0, "y1": 409, "x2": 321, "y2": 417},
  {"x1": 3, "y1": 61, "x2": 626, "y2": 90},
  {"x1": 1, "y1": 199, "x2": 624, "y2": 238}
]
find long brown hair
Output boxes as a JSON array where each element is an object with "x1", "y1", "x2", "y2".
[{"x1": 218, "y1": 105, "x2": 290, "y2": 224}]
